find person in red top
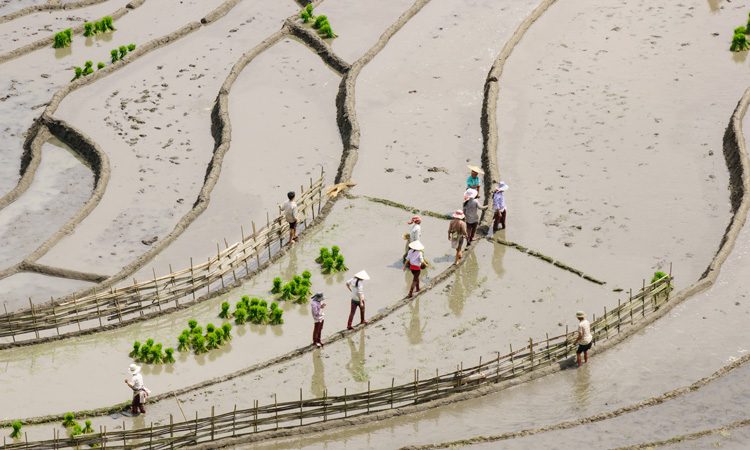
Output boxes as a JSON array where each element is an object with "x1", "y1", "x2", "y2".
[{"x1": 403, "y1": 241, "x2": 425, "y2": 298}]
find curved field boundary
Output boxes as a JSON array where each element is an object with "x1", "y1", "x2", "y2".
[
  {"x1": 1, "y1": 276, "x2": 672, "y2": 447},
  {"x1": 614, "y1": 418, "x2": 750, "y2": 449},
  {"x1": 402, "y1": 347, "x2": 750, "y2": 449},
  {"x1": 0, "y1": 0, "x2": 110, "y2": 25},
  {"x1": 0, "y1": 0, "x2": 146, "y2": 65}
]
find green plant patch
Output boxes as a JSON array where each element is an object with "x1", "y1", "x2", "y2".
[
  {"x1": 313, "y1": 15, "x2": 328, "y2": 29},
  {"x1": 271, "y1": 277, "x2": 283, "y2": 294},
  {"x1": 111, "y1": 49, "x2": 119, "y2": 63},
  {"x1": 10, "y1": 421, "x2": 22, "y2": 439},
  {"x1": 317, "y1": 246, "x2": 347, "y2": 273},
  {"x1": 651, "y1": 271, "x2": 668, "y2": 283},
  {"x1": 84, "y1": 22, "x2": 96, "y2": 37},
  {"x1": 82, "y1": 420, "x2": 94, "y2": 434},
  {"x1": 97, "y1": 62, "x2": 105, "y2": 70},
  {"x1": 53, "y1": 28, "x2": 72, "y2": 49},
  {"x1": 127, "y1": 43, "x2": 136, "y2": 52},
  {"x1": 62, "y1": 413, "x2": 76, "y2": 428}
]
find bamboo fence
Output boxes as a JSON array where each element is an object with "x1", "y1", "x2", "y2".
[
  {"x1": 0, "y1": 172, "x2": 326, "y2": 345},
  {"x1": 1, "y1": 275, "x2": 673, "y2": 449}
]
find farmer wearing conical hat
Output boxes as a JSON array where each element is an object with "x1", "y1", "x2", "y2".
[
  {"x1": 466, "y1": 165, "x2": 484, "y2": 193},
  {"x1": 448, "y1": 209, "x2": 468, "y2": 264},
  {"x1": 492, "y1": 181, "x2": 509, "y2": 233},
  {"x1": 346, "y1": 270, "x2": 370, "y2": 330},
  {"x1": 124, "y1": 364, "x2": 149, "y2": 415},
  {"x1": 574, "y1": 311, "x2": 593, "y2": 367},
  {"x1": 463, "y1": 188, "x2": 488, "y2": 246},
  {"x1": 311, "y1": 293, "x2": 326, "y2": 348},
  {"x1": 403, "y1": 241, "x2": 425, "y2": 298},
  {"x1": 402, "y1": 215, "x2": 422, "y2": 263}
]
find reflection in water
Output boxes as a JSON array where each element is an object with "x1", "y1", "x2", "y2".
[
  {"x1": 447, "y1": 250, "x2": 480, "y2": 316},
  {"x1": 732, "y1": 50, "x2": 748, "y2": 64},
  {"x1": 54, "y1": 47, "x2": 72, "y2": 59},
  {"x1": 707, "y1": 0, "x2": 721, "y2": 12},
  {"x1": 311, "y1": 350, "x2": 326, "y2": 398},
  {"x1": 492, "y1": 240, "x2": 507, "y2": 278},
  {"x1": 404, "y1": 298, "x2": 427, "y2": 344},
  {"x1": 572, "y1": 365, "x2": 592, "y2": 412},
  {"x1": 346, "y1": 329, "x2": 368, "y2": 382}
]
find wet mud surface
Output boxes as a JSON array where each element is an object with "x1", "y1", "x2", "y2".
[
  {"x1": 37, "y1": 0, "x2": 297, "y2": 276},
  {"x1": 0, "y1": 0, "x2": 48, "y2": 16},
  {"x1": 131, "y1": 37, "x2": 341, "y2": 277},
  {"x1": 354, "y1": 0, "x2": 538, "y2": 215},
  {"x1": 0, "y1": 137, "x2": 93, "y2": 284},
  {"x1": 0, "y1": 198, "x2": 454, "y2": 419},
  {"x1": 495, "y1": 0, "x2": 742, "y2": 288},
  {"x1": 0, "y1": 0, "x2": 124, "y2": 54},
  {"x1": 0, "y1": 272, "x2": 93, "y2": 313}
]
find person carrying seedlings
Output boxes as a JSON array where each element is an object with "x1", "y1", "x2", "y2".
[
  {"x1": 311, "y1": 292, "x2": 326, "y2": 348},
  {"x1": 402, "y1": 215, "x2": 422, "y2": 262},
  {"x1": 346, "y1": 270, "x2": 370, "y2": 330},
  {"x1": 448, "y1": 209, "x2": 468, "y2": 264},
  {"x1": 491, "y1": 181, "x2": 509, "y2": 233},
  {"x1": 403, "y1": 241, "x2": 425, "y2": 298},
  {"x1": 124, "y1": 364, "x2": 150, "y2": 415},
  {"x1": 573, "y1": 311, "x2": 593, "y2": 367},
  {"x1": 466, "y1": 165, "x2": 484, "y2": 194},
  {"x1": 282, "y1": 191, "x2": 299, "y2": 245},
  {"x1": 463, "y1": 188, "x2": 488, "y2": 246}
]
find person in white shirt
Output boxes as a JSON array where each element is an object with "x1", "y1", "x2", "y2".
[
  {"x1": 574, "y1": 311, "x2": 593, "y2": 367},
  {"x1": 124, "y1": 364, "x2": 149, "y2": 415},
  {"x1": 311, "y1": 293, "x2": 326, "y2": 348},
  {"x1": 402, "y1": 215, "x2": 422, "y2": 263},
  {"x1": 346, "y1": 270, "x2": 370, "y2": 330},
  {"x1": 403, "y1": 241, "x2": 425, "y2": 298},
  {"x1": 282, "y1": 191, "x2": 299, "y2": 245}
]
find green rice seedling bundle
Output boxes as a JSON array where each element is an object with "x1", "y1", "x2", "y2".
[
  {"x1": 188, "y1": 320, "x2": 198, "y2": 330},
  {"x1": 129, "y1": 341, "x2": 141, "y2": 357},
  {"x1": 214, "y1": 328, "x2": 225, "y2": 345},
  {"x1": 119, "y1": 45, "x2": 128, "y2": 59},
  {"x1": 731, "y1": 29, "x2": 749, "y2": 52},
  {"x1": 651, "y1": 271, "x2": 668, "y2": 283},
  {"x1": 72, "y1": 67, "x2": 83, "y2": 81},
  {"x1": 83, "y1": 22, "x2": 96, "y2": 37},
  {"x1": 206, "y1": 332, "x2": 219, "y2": 350},
  {"x1": 315, "y1": 247, "x2": 331, "y2": 263},
  {"x1": 271, "y1": 277, "x2": 283, "y2": 294},
  {"x1": 221, "y1": 323, "x2": 232, "y2": 340},
  {"x1": 69, "y1": 423, "x2": 83, "y2": 437},
  {"x1": 111, "y1": 49, "x2": 119, "y2": 63},
  {"x1": 150, "y1": 344, "x2": 164, "y2": 364},
  {"x1": 300, "y1": 3, "x2": 315, "y2": 23},
  {"x1": 53, "y1": 28, "x2": 72, "y2": 48},
  {"x1": 319, "y1": 22, "x2": 336, "y2": 39},
  {"x1": 219, "y1": 301, "x2": 230, "y2": 318},
  {"x1": 234, "y1": 307, "x2": 248, "y2": 324},
  {"x1": 83, "y1": 60, "x2": 94, "y2": 75},
  {"x1": 164, "y1": 348, "x2": 176, "y2": 363},
  {"x1": 313, "y1": 15, "x2": 328, "y2": 29},
  {"x1": 10, "y1": 421, "x2": 22, "y2": 439},
  {"x1": 62, "y1": 413, "x2": 76, "y2": 428},
  {"x1": 269, "y1": 302, "x2": 284, "y2": 325},
  {"x1": 177, "y1": 330, "x2": 190, "y2": 351},
  {"x1": 206, "y1": 323, "x2": 216, "y2": 334},
  {"x1": 191, "y1": 334, "x2": 207, "y2": 354},
  {"x1": 82, "y1": 420, "x2": 94, "y2": 434},
  {"x1": 102, "y1": 16, "x2": 115, "y2": 31},
  {"x1": 97, "y1": 62, "x2": 105, "y2": 70},
  {"x1": 127, "y1": 43, "x2": 136, "y2": 52}
]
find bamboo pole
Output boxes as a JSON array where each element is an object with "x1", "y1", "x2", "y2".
[
  {"x1": 29, "y1": 298, "x2": 39, "y2": 339},
  {"x1": 190, "y1": 258, "x2": 196, "y2": 301},
  {"x1": 232, "y1": 404, "x2": 237, "y2": 437},
  {"x1": 344, "y1": 387, "x2": 348, "y2": 417},
  {"x1": 51, "y1": 299, "x2": 60, "y2": 336},
  {"x1": 3, "y1": 304, "x2": 15, "y2": 342}
]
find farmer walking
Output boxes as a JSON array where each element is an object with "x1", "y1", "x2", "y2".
[
  {"x1": 403, "y1": 241, "x2": 425, "y2": 298},
  {"x1": 492, "y1": 181, "x2": 509, "y2": 233},
  {"x1": 466, "y1": 165, "x2": 484, "y2": 194},
  {"x1": 463, "y1": 188, "x2": 488, "y2": 245},
  {"x1": 448, "y1": 209, "x2": 468, "y2": 264},
  {"x1": 311, "y1": 293, "x2": 326, "y2": 348},
  {"x1": 574, "y1": 311, "x2": 593, "y2": 367},
  {"x1": 282, "y1": 191, "x2": 299, "y2": 245},
  {"x1": 403, "y1": 215, "x2": 422, "y2": 262},
  {"x1": 124, "y1": 364, "x2": 149, "y2": 416},
  {"x1": 346, "y1": 270, "x2": 370, "y2": 330}
]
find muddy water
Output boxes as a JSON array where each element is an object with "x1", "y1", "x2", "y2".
[
  {"x1": 470, "y1": 362, "x2": 750, "y2": 449},
  {"x1": 36, "y1": 0, "x2": 298, "y2": 276},
  {"x1": 353, "y1": 0, "x2": 538, "y2": 215},
  {"x1": 0, "y1": 138, "x2": 93, "y2": 283},
  {"x1": 0, "y1": 0, "x2": 125, "y2": 54},
  {"x1": 0, "y1": 0, "x2": 230, "y2": 202},
  {"x1": 495, "y1": 0, "x2": 743, "y2": 289},
  {"x1": 0, "y1": 0, "x2": 48, "y2": 16},
  {"x1": 0, "y1": 198, "x2": 454, "y2": 419},
  {"x1": 0, "y1": 273, "x2": 93, "y2": 313},
  {"x1": 314, "y1": 0, "x2": 415, "y2": 63},
  {"x1": 131, "y1": 37, "x2": 341, "y2": 278},
  {"x1": 92, "y1": 239, "x2": 615, "y2": 430}
]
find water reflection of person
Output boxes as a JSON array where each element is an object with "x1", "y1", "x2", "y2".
[
  {"x1": 491, "y1": 238, "x2": 506, "y2": 278},
  {"x1": 404, "y1": 298, "x2": 427, "y2": 344},
  {"x1": 346, "y1": 329, "x2": 367, "y2": 382},
  {"x1": 311, "y1": 351, "x2": 326, "y2": 398},
  {"x1": 447, "y1": 249, "x2": 479, "y2": 316},
  {"x1": 572, "y1": 363, "x2": 591, "y2": 412}
]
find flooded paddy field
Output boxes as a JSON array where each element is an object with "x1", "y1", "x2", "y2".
[{"x1": 1, "y1": 0, "x2": 749, "y2": 447}]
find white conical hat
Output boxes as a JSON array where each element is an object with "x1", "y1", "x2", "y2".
[
  {"x1": 408, "y1": 241, "x2": 425, "y2": 251},
  {"x1": 354, "y1": 270, "x2": 370, "y2": 280}
]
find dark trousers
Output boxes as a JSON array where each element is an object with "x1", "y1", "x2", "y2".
[
  {"x1": 466, "y1": 222, "x2": 478, "y2": 244},
  {"x1": 347, "y1": 301, "x2": 365, "y2": 328},
  {"x1": 493, "y1": 209, "x2": 507, "y2": 232},
  {"x1": 312, "y1": 320, "x2": 324, "y2": 344},
  {"x1": 409, "y1": 269, "x2": 421, "y2": 296},
  {"x1": 131, "y1": 391, "x2": 146, "y2": 414}
]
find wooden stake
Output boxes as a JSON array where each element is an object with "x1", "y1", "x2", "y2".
[
  {"x1": 51, "y1": 298, "x2": 60, "y2": 335},
  {"x1": 29, "y1": 298, "x2": 39, "y2": 338},
  {"x1": 190, "y1": 258, "x2": 196, "y2": 301},
  {"x1": 252, "y1": 221, "x2": 261, "y2": 268},
  {"x1": 3, "y1": 303, "x2": 15, "y2": 343}
]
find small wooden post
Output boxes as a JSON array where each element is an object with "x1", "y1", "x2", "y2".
[
  {"x1": 274, "y1": 393, "x2": 279, "y2": 430},
  {"x1": 299, "y1": 388, "x2": 303, "y2": 426},
  {"x1": 72, "y1": 297, "x2": 82, "y2": 331},
  {"x1": 225, "y1": 238, "x2": 237, "y2": 283},
  {"x1": 344, "y1": 387, "x2": 348, "y2": 417},
  {"x1": 110, "y1": 287, "x2": 124, "y2": 323},
  {"x1": 323, "y1": 389, "x2": 328, "y2": 422},
  {"x1": 254, "y1": 400, "x2": 258, "y2": 433},
  {"x1": 149, "y1": 422, "x2": 153, "y2": 448},
  {"x1": 436, "y1": 368, "x2": 440, "y2": 394},
  {"x1": 414, "y1": 369, "x2": 419, "y2": 404},
  {"x1": 206, "y1": 257, "x2": 212, "y2": 294},
  {"x1": 390, "y1": 378, "x2": 395, "y2": 408},
  {"x1": 121, "y1": 421, "x2": 125, "y2": 448},
  {"x1": 133, "y1": 278, "x2": 144, "y2": 316},
  {"x1": 3, "y1": 303, "x2": 16, "y2": 343},
  {"x1": 194, "y1": 412, "x2": 199, "y2": 443},
  {"x1": 190, "y1": 258, "x2": 196, "y2": 301},
  {"x1": 545, "y1": 332, "x2": 550, "y2": 363},
  {"x1": 565, "y1": 325, "x2": 569, "y2": 358},
  {"x1": 529, "y1": 338, "x2": 534, "y2": 369},
  {"x1": 604, "y1": 306, "x2": 609, "y2": 338},
  {"x1": 210, "y1": 405, "x2": 215, "y2": 440},
  {"x1": 629, "y1": 289, "x2": 633, "y2": 324},
  {"x1": 170, "y1": 414, "x2": 174, "y2": 449},
  {"x1": 367, "y1": 381, "x2": 371, "y2": 413},
  {"x1": 510, "y1": 343, "x2": 515, "y2": 374},
  {"x1": 641, "y1": 289, "x2": 646, "y2": 317},
  {"x1": 495, "y1": 352, "x2": 500, "y2": 379},
  {"x1": 29, "y1": 298, "x2": 39, "y2": 339},
  {"x1": 266, "y1": 212, "x2": 273, "y2": 260},
  {"x1": 216, "y1": 243, "x2": 225, "y2": 288},
  {"x1": 241, "y1": 225, "x2": 250, "y2": 272},
  {"x1": 252, "y1": 221, "x2": 261, "y2": 268},
  {"x1": 309, "y1": 178, "x2": 316, "y2": 221},
  {"x1": 152, "y1": 269, "x2": 162, "y2": 312},
  {"x1": 51, "y1": 299, "x2": 60, "y2": 336},
  {"x1": 232, "y1": 404, "x2": 237, "y2": 437},
  {"x1": 617, "y1": 299, "x2": 622, "y2": 333},
  {"x1": 318, "y1": 167, "x2": 324, "y2": 214}
]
